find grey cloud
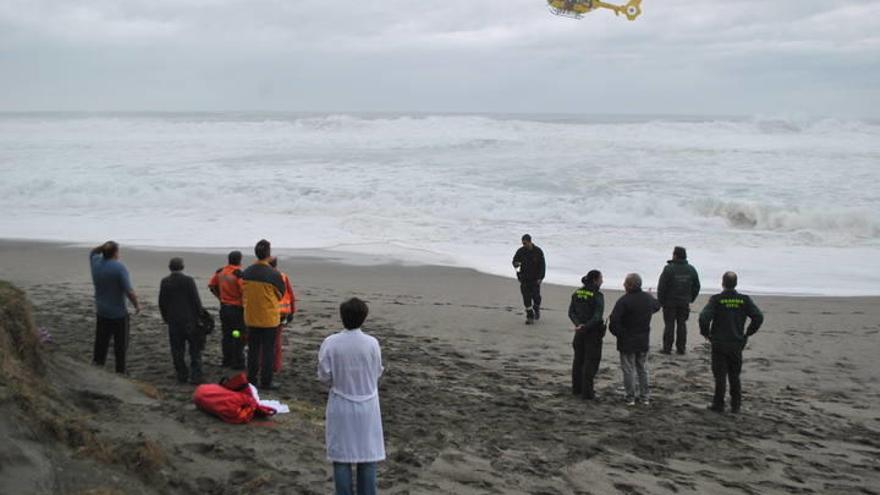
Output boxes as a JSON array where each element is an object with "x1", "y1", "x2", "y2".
[{"x1": 0, "y1": 0, "x2": 878, "y2": 116}]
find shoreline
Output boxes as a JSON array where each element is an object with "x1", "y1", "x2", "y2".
[{"x1": 0, "y1": 237, "x2": 874, "y2": 299}]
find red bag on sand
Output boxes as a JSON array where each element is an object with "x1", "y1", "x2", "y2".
[
  {"x1": 220, "y1": 372, "x2": 250, "y2": 392},
  {"x1": 193, "y1": 374, "x2": 275, "y2": 424}
]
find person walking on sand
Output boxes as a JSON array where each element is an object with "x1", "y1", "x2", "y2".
[
  {"x1": 657, "y1": 246, "x2": 701, "y2": 355},
  {"x1": 512, "y1": 234, "x2": 546, "y2": 324},
  {"x1": 318, "y1": 298, "x2": 385, "y2": 495},
  {"x1": 269, "y1": 256, "x2": 296, "y2": 373},
  {"x1": 89, "y1": 241, "x2": 140, "y2": 374},
  {"x1": 159, "y1": 257, "x2": 207, "y2": 384},
  {"x1": 569, "y1": 270, "x2": 606, "y2": 400},
  {"x1": 242, "y1": 239, "x2": 286, "y2": 390},
  {"x1": 208, "y1": 250, "x2": 246, "y2": 369},
  {"x1": 609, "y1": 273, "x2": 661, "y2": 406},
  {"x1": 699, "y1": 272, "x2": 764, "y2": 414}
]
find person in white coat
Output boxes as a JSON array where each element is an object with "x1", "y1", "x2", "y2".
[{"x1": 318, "y1": 298, "x2": 386, "y2": 495}]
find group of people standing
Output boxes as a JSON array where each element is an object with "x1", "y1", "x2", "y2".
[
  {"x1": 513, "y1": 236, "x2": 765, "y2": 413},
  {"x1": 569, "y1": 247, "x2": 763, "y2": 412},
  {"x1": 90, "y1": 239, "x2": 296, "y2": 389},
  {"x1": 89, "y1": 239, "x2": 383, "y2": 495},
  {"x1": 204, "y1": 240, "x2": 296, "y2": 390},
  {"x1": 87, "y1": 236, "x2": 766, "y2": 494}
]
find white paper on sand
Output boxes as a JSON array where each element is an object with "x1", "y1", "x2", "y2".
[{"x1": 247, "y1": 384, "x2": 290, "y2": 415}]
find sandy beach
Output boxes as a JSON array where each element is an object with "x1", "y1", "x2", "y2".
[{"x1": 1, "y1": 239, "x2": 879, "y2": 494}]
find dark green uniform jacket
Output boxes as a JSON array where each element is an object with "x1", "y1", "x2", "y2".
[
  {"x1": 657, "y1": 259, "x2": 700, "y2": 307},
  {"x1": 568, "y1": 283, "x2": 605, "y2": 335},
  {"x1": 699, "y1": 290, "x2": 764, "y2": 345}
]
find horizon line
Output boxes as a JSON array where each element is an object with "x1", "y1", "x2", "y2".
[{"x1": 1, "y1": 110, "x2": 875, "y2": 122}]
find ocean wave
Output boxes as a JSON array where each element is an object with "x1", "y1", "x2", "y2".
[
  {"x1": 2, "y1": 113, "x2": 879, "y2": 294},
  {"x1": 3, "y1": 113, "x2": 877, "y2": 155},
  {"x1": 691, "y1": 199, "x2": 880, "y2": 239}
]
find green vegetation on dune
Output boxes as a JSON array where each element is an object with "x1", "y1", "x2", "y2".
[
  {"x1": 0, "y1": 280, "x2": 96, "y2": 450},
  {"x1": 0, "y1": 280, "x2": 44, "y2": 377},
  {"x1": 0, "y1": 281, "x2": 170, "y2": 493}
]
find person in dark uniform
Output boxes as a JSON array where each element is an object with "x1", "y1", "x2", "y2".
[
  {"x1": 657, "y1": 246, "x2": 701, "y2": 354},
  {"x1": 699, "y1": 271, "x2": 764, "y2": 413},
  {"x1": 159, "y1": 257, "x2": 207, "y2": 384},
  {"x1": 208, "y1": 250, "x2": 246, "y2": 369},
  {"x1": 512, "y1": 234, "x2": 546, "y2": 324},
  {"x1": 569, "y1": 270, "x2": 605, "y2": 400}
]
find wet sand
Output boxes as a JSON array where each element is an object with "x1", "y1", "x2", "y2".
[{"x1": 1, "y1": 239, "x2": 879, "y2": 494}]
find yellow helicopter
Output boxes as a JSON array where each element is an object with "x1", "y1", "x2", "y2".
[{"x1": 547, "y1": 0, "x2": 642, "y2": 20}]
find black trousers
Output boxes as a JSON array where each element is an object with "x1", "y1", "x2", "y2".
[
  {"x1": 220, "y1": 304, "x2": 246, "y2": 369},
  {"x1": 572, "y1": 331, "x2": 603, "y2": 398},
  {"x1": 519, "y1": 280, "x2": 542, "y2": 311},
  {"x1": 93, "y1": 315, "x2": 129, "y2": 374},
  {"x1": 711, "y1": 343, "x2": 744, "y2": 409},
  {"x1": 247, "y1": 326, "x2": 277, "y2": 388},
  {"x1": 168, "y1": 322, "x2": 204, "y2": 383},
  {"x1": 662, "y1": 305, "x2": 690, "y2": 352}
]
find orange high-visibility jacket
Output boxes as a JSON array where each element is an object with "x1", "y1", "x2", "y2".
[
  {"x1": 208, "y1": 264, "x2": 244, "y2": 306},
  {"x1": 278, "y1": 272, "x2": 296, "y2": 316}
]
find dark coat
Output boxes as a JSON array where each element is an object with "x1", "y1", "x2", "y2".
[
  {"x1": 609, "y1": 289, "x2": 661, "y2": 353},
  {"x1": 512, "y1": 245, "x2": 546, "y2": 282},
  {"x1": 159, "y1": 272, "x2": 203, "y2": 327},
  {"x1": 657, "y1": 259, "x2": 700, "y2": 307}
]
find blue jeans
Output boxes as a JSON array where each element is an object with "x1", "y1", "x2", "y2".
[{"x1": 333, "y1": 462, "x2": 377, "y2": 495}]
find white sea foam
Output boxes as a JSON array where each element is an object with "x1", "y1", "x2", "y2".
[{"x1": 1, "y1": 113, "x2": 878, "y2": 295}]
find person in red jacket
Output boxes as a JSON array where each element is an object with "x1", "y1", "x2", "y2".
[
  {"x1": 208, "y1": 251, "x2": 245, "y2": 369},
  {"x1": 269, "y1": 257, "x2": 296, "y2": 373}
]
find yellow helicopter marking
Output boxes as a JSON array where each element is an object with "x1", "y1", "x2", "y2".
[{"x1": 547, "y1": 0, "x2": 642, "y2": 21}]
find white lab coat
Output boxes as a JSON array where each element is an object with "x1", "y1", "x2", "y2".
[{"x1": 317, "y1": 329, "x2": 386, "y2": 463}]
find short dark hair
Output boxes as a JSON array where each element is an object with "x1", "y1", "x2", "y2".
[
  {"x1": 673, "y1": 246, "x2": 687, "y2": 260},
  {"x1": 583, "y1": 270, "x2": 602, "y2": 285},
  {"x1": 169, "y1": 257, "x2": 184, "y2": 272},
  {"x1": 521, "y1": 234, "x2": 532, "y2": 242},
  {"x1": 340, "y1": 298, "x2": 369, "y2": 330},
  {"x1": 102, "y1": 241, "x2": 119, "y2": 260},
  {"x1": 228, "y1": 250, "x2": 242, "y2": 265},
  {"x1": 254, "y1": 239, "x2": 271, "y2": 260},
  {"x1": 722, "y1": 271, "x2": 738, "y2": 289}
]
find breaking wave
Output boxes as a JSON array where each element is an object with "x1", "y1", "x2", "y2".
[{"x1": 691, "y1": 199, "x2": 880, "y2": 239}]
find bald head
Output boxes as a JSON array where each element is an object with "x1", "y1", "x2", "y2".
[
  {"x1": 624, "y1": 273, "x2": 642, "y2": 292},
  {"x1": 722, "y1": 271, "x2": 738, "y2": 290}
]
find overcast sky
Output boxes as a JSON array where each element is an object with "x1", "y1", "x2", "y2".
[{"x1": 1, "y1": 0, "x2": 878, "y2": 117}]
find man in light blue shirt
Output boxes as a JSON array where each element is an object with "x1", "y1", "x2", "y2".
[{"x1": 90, "y1": 241, "x2": 140, "y2": 373}]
